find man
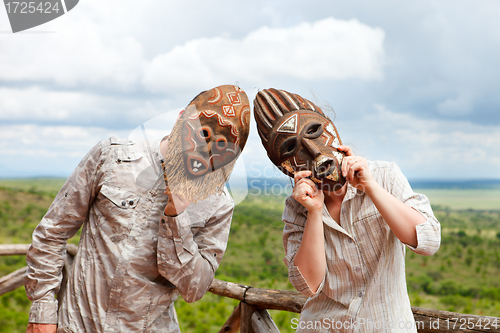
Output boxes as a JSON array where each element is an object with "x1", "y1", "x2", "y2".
[
  {"x1": 254, "y1": 88, "x2": 440, "y2": 332},
  {"x1": 25, "y1": 85, "x2": 250, "y2": 333}
]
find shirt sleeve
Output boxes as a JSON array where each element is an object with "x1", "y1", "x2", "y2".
[
  {"x1": 386, "y1": 162, "x2": 441, "y2": 256},
  {"x1": 157, "y1": 190, "x2": 233, "y2": 303},
  {"x1": 25, "y1": 141, "x2": 105, "y2": 324},
  {"x1": 282, "y1": 196, "x2": 326, "y2": 298}
]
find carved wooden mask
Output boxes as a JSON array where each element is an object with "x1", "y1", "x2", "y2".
[
  {"x1": 254, "y1": 88, "x2": 346, "y2": 190},
  {"x1": 180, "y1": 85, "x2": 251, "y2": 178}
]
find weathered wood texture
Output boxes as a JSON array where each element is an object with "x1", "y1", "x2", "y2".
[
  {"x1": 209, "y1": 279, "x2": 500, "y2": 333},
  {"x1": 251, "y1": 308, "x2": 280, "y2": 333},
  {"x1": 0, "y1": 243, "x2": 78, "y2": 298},
  {"x1": 218, "y1": 303, "x2": 241, "y2": 333},
  {"x1": 412, "y1": 307, "x2": 500, "y2": 332},
  {"x1": 1, "y1": 245, "x2": 499, "y2": 333},
  {"x1": 0, "y1": 244, "x2": 78, "y2": 256},
  {"x1": 209, "y1": 278, "x2": 306, "y2": 313},
  {"x1": 240, "y1": 302, "x2": 255, "y2": 333},
  {"x1": 0, "y1": 244, "x2": 31, "y2": 256},
  {"x1": 0, "y1": 266, "x2": 27, "y2": 295}
]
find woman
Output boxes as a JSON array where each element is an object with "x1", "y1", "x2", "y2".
[{"x1": 253, "y1": 88, "x2": 441, "y2": 332}]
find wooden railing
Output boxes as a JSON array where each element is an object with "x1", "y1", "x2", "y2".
[{"x1": 1, "y1": 244, "x2": 499, "y2": 333}]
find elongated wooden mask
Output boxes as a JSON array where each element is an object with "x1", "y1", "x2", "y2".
[
  {"x1": 181, "y1": 85, "x2": 250, "y2": 178},
  {"x1": 254, "y1": 88, "x2": 346, "y2": 190}
]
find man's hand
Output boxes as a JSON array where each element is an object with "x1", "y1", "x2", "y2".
[
  {"x1": 164, "y1": 187, "x2": 191, "y2": 216},
  {"x1": 26, "y1": 323, "x2": 57, "y2": 333},
  {"x1": 338, "y1": 145, "x2": 375, "y2": 192},
  {"x1": 293, "y1": 170, "x2": 324, "y2": 213}
]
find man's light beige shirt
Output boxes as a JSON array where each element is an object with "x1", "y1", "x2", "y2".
[
  {"x1": 25, "y1": 137, "x2": 234, "y2": 333},
  {"x1": 283, "y1": 161, "x2": 441, "y2": 333}
]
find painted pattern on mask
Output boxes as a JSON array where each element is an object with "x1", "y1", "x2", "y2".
[
  {"x1": 273, "y1": 111, "x2": 344, "y2": 188},
  {"x1": 181, "y1": 86, "x2": 250, "y2": 178},
  {"x1": 277, "y1": 113, "x2": 298, "y2": 134},
  {"x1": 253, "y1": 88, "x2": 346, "y2": 190}
]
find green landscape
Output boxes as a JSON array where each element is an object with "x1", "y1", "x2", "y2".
[{"x1": 0, "y1": 178, "x2": 499, "y2": 332}]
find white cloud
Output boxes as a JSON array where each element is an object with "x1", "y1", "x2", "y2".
[
  {"x1": 0, "y1": 124, "x2": 125, "y2": 157},
  {"x1": 339, "y1": 104, "x2": 500, "y2": 179},
  {"x1": 142, "y1": 18, "x2": 386, "y2": 92},
  {"x1": 0, "y1": 11, "x2": 144, "y2": 90},
  {"x1": 0, "y1": 87, "x2": 173, "y2": 127},
  {"x1": 437, "y1": 93, "x2": 473, "y2": 117},
  {"x1": 1, "y1": 5, "x2": 385, "y2": 94}
]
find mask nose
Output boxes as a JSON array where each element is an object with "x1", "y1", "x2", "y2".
[{"x1": 302, "y1": 138, "x2": 321, "y2": 159}]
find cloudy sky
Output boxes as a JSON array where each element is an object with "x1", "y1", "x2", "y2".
[{"x1": 1, "y1": 0, "x2": 499, "y2": 182}]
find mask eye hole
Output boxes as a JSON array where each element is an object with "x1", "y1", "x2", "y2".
[
  {"x1": 305, "y1": 123, "x2": 323, "y2": 137},
  {"x1": 281, "y1": 137, "x2": 298, "y2": 156},
  {"x1": 215, "y1": 138, "x2": 227, "y2": 150},
  {"x1": 197, "y1": 128, "x2": 211, "y2": 140}
]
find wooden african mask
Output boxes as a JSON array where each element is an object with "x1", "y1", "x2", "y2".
[
  {"x1": 254, "y1": 88, "x2": 346, "y2": 190},
  {"x1": 180, "y1": 85, "x2": 250, "y2": 178}
]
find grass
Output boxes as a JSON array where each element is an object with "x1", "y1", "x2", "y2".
[
  {"x1": 0, "y1": 178, "x2": 66, "y2": 195},
  {"x1": 415, "y1": 188, "x2": 500, "y2": 211},
  {"x1": 0, "y1": 180, "x2": 499, "y2": 332}
]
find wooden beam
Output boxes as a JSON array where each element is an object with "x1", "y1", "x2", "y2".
[
  {"x1": 218, "y1": 303, "x2": 241, "y2": 333},
  {"x1": 209, "y1": 279, "x2": 306, "y2": 313},
  {"x1": 0, "y1": 243, "x2": 78, "y2": 256},
  {"x1": 0, "y1": 244, "x2": 30, "y2": 256},
  {"x1": 413, "y1": 307, "x2": 500, "y2": 333},
  {"x1": 0, "y1": 266, "x2": 27, "y2": 295}
]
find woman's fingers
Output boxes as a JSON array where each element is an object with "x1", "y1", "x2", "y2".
[
  {"x1": 337, "y1": 145, "x2": 353, "y2": 157},
  {"x1": 294, "y1": 170, "x2": 311, "y2": 183}
]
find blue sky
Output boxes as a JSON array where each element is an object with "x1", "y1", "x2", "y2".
[{"x1": 1, "y1": 0, "x2": 499, "y2": 181}]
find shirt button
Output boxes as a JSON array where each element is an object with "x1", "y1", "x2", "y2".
[
  {"x1": 348, "y1": 238, "x2": 353, "y2": 243},
  {"x1": 341, "y1": 209, "x2": 346, "y2": 214},
  {"x1": 358, "y1": 292, "x2": 363, "y2": 297},
  {"x1": 129, "y1": 200, "x2": 134, "y2": 205},
  {"x1": 121, "y1": 201, "x2": 126, "y2": 206},
  {"x1": 355, "y1": 267, "x2": 361, "y2": 273}
]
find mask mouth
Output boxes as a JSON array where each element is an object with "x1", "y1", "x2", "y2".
[
  {"x1": 186, "y1": 154, "x2": 210, "y2": 177},
  {"x1": 314, "y1": 155, "x2": 336, "y2": 179}
]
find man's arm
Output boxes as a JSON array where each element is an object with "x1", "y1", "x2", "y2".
[
  {"x1": 157, "y1": 189, "x2": 233, "y2": 303},
  {"x1": 24, "y1": 142, "x2": 104, "y2": 328}
]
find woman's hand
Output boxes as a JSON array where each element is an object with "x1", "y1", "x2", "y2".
[
  {"x1": 338, "y1": 145, "x2": 375, "y2": 192},
  {"x1": 164, "y1": 187, "x2": 191, "y2": 216},
  {"x1": 292, "y1": 170, "x2": 324, "y2": 213}
]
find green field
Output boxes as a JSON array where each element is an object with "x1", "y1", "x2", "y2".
[
  {"x1": 0, "y1": 180, "x2": 499, "y2": 332},
  {"x1": 415, "y1": 188, "x2": 500, "y2": 211}
]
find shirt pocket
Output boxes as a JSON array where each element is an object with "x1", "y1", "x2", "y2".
[
  {"x1": 96, "y1": 183, "x2": 142, "y2": 242},
  {"x1": 100, "y1": 184, "x2": 141, "y2": 209},
  {"x1": 352, "y1": 212, "x2": 390, "y2": 271}
]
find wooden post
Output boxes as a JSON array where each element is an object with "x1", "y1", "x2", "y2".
[
  {"x1": 251, "y1": 309, "x2": 280, "y2": 333},
  {"x1": 240, "y1": 302, "x2": 255, "y2": 333},
  {"x1": 218, "y1": 303, "x2": 241, "y2": 333}
]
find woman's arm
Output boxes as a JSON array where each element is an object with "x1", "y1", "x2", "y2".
[
  {"x1": 289, "y1": 170, "x2": 327, "y2": 293},
  {"x1": 339, "y1": 146, "x2": 426, "y2": 247}
]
